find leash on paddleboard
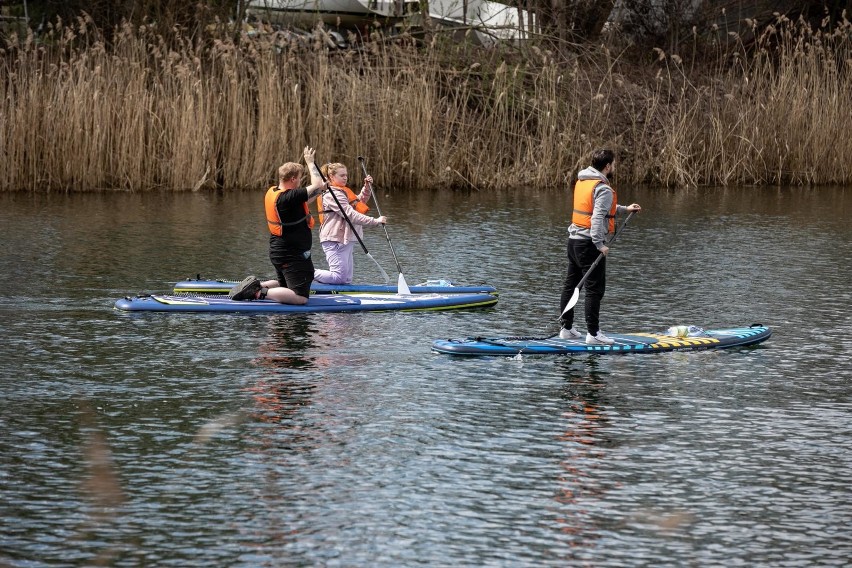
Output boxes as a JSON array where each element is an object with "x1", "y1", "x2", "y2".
[
  {"x1": 315, "y1": 159, "x2": 390, "y2": 284},
  {"x1": 559, "y1": 210, "x2": 636, "y2": 318},
  {"x1": 358, "y1": 156, "x2": 410, "y2": 295}
]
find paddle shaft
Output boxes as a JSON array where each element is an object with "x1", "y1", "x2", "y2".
[
  {"x1": 358, "y1": 156, "x2": 404, "y2": 274},
  {"x1": 577, "y1": 210, "x2": 634, "y2": 288},
  {"x1": 561, "y1": 211, "x2": 635, "y2": 316}
]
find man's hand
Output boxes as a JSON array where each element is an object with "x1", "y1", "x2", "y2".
[{"x1": 303, "y1": 146, "x2": 316, "y2": 165}]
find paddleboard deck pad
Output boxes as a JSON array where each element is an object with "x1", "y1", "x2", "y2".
[
  {"x1": 173, "y1": 277, "x2": 497, "y2": 296},
  {"x1": 431, "y1": 325, "x2": 771, "y2": 356},
  {"x1": 116, "y1": 292, "x2": 497, "y2": 313}
]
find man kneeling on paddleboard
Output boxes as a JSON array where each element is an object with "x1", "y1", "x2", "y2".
[
  {"x1": 559, "y1": 149, "x2": 641, "y2": 345},
  {"x1": 230, "y1": 146, "x2": 326, "y2": 305}
]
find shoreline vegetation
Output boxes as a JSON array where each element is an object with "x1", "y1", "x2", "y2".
[{"x1": 1, "y1": 10, "x2": 851, "y2": 192}]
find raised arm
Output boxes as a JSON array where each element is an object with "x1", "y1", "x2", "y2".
[{"x1": 303, "y1": 146, "x2": 326, "y2": 201}]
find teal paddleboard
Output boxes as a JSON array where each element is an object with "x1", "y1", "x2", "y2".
[{"x1": 431, "y1": 325, "x2": 771, "y2": 356}]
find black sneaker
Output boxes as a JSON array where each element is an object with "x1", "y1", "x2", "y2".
[{"x1": 229, "y1": 276, "x2": 262, "y2": 301}]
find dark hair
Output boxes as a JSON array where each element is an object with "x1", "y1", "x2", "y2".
[{"x1": 591, "y1": 149, "x2": 615, "y2": 171}]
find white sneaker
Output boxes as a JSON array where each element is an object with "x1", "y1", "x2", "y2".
[
  {"x1": 559, "y1": 327, "x2": 582, "y2": 339},
  {"x1": 586, "y1": 331, "x2": 615, "y2": 345}
]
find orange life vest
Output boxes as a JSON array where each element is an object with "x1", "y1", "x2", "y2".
[
  {"x1": 317, "y1": 185, "x2": 369, "y2": 224},
  {"x1": 571, "y1": 179, "x2": 617, "y2": 233},
  {"x1": 265, "y1": 186, "x2": 314, "y2": 236}
]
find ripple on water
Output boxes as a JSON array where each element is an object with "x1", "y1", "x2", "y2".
[{"x1": 1, "y1": 189, "x2": 850, "y2": 566}]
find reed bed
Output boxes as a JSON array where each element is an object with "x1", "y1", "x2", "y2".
[
  {"x1": 654, "y1": 15, "x2": 852, "y2": 186},
  {"x1": 1, "y1": 14, "x2": 850, "y2": 191}
]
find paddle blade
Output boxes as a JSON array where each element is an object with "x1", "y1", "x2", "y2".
[
  {"x1": 560, "y1": 288, "x2": 580, "y2": 316},
  {"x1": 397, "y1": 273, "x2": 411, "y2": 295}
]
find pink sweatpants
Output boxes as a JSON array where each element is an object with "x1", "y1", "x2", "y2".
[{"x1": 313, "y1": 241, "x2": 356, "y2": 284}]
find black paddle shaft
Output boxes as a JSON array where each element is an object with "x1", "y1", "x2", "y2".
[
  {"x1": 357, "y1": 156, "x2": 404, "y2": 274},
  {"x1": 574, "y1": 210, "x2": 635, "y2": 291}
]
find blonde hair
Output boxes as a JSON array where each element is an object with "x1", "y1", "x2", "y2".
[
  {"x1": 278, "y1": 162, "x2": 303, "y2": 183},
  {"x1": 321, "y1": 162, "x2": 346, "y2": 181}
]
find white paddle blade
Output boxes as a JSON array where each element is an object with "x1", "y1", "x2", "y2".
[
  {"x1": 397, "y1": 273, "x2": 411, "y2": 295},
  {"x1": 560, "y1": 288, "x2": 580, "y2": 316}
]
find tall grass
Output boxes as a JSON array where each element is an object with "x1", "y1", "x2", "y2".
[
  {"x1": 1, "y1": 14, "x2": 850, "y2": 191},
  {"x1": 654, "y1": 15, "x2": 852, "y2": 186}
]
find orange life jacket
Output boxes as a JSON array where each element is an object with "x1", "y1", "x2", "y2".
[
  {"x1": 317, "y1": 185, "x2": 369, "y2": 224},
  {"x1": 265, "y1": 186, "x2": 314, "y2": 236},
  {"x1": 571, "y1": 179, "x2": 617, "y2": 233}
]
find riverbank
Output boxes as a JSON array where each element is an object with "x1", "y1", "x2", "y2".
[{"x1": 1, "y1": 14, "x2": 850, "y2": 191}]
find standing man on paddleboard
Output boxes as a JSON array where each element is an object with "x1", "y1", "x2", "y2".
[
  {"x1": 559, "y1": 149, "x2": 641, "y2": 344},
  {"x1": 230, "y1": 146, "x2": 326, "y2": 305}
]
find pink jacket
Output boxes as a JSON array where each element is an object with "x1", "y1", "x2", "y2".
[{"x1": 318, "y1": 186, "x2": 382, "y2": 245}]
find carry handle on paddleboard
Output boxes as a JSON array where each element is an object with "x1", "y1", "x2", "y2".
[
  {"x1": 314, "y1": 160, "x2": 390, "y2": 284},
  {"x1": 560, "y1": 210, "x2": 635, "y2": 317}
]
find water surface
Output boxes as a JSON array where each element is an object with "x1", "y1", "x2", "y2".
[{"x1": 0, "y1": 186, "x2": 850, "y2": 566}]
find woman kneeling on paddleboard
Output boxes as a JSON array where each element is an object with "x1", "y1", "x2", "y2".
[{"x1": 313, "y1": 162, "x2": 386, "y2": 284}]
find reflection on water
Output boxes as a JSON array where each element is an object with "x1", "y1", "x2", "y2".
[
  {"x1": 0, "y1": 187, "x2": 850, "y2": 566},
  {"x1": 553, "y1": 366, "x2": 610, "y2": 550}
]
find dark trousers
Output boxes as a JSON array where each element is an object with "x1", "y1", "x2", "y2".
[{"x1": 559, "y1": 238, "x2": 606, "y2": 335}]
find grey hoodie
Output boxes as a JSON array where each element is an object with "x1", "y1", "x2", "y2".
[{"x1": 568, "y1": 166, "x2": 628, "y2": 250}]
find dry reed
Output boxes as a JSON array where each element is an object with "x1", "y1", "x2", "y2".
[{"x1": 1, "y1": 14, "x2": 850, "y2": 191}]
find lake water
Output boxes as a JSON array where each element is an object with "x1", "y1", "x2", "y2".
[{"x1": 0, "y1": 186, "x2": 850, "y2": 566}]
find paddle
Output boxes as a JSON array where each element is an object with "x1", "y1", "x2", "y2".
[
  {"x1": 358, "y1": 156, "x2": 411, "y2": 295},
  {"x1": 560, "y1": 211, "x2": 635, "y2": 317},
  {"x1": 315, "y1": 161, "x2": 390, "y2": 284}
]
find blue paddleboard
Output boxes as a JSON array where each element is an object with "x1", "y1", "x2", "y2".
[{"x1": 115, "y1": 292, "x2": 498, "y2": 313}]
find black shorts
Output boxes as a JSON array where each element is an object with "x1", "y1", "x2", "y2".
[{"x1": 273, "y1": 257, "x2": 315, "y2": 298}]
